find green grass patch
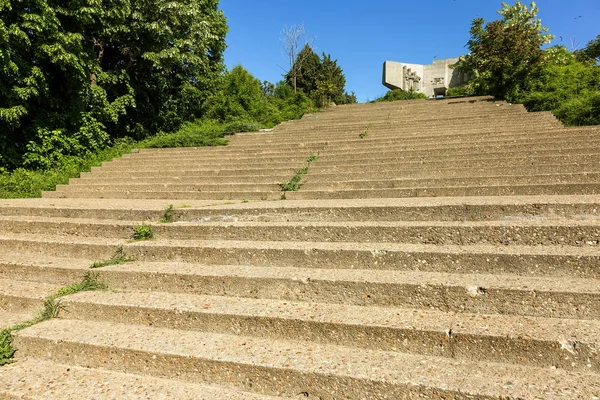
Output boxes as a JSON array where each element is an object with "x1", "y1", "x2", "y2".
[
  {"x1": 0, "y1": 272, "x2": 107, "y2": 366},
  {"x1": 132, "y1": 223, "x2": 153, "y2": 241}
]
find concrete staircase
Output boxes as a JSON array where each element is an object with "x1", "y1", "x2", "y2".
[{"x1": 1, "y1": 96, "x2": 600, "y2": 399}]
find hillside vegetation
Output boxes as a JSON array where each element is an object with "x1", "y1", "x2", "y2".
[
  {"x1": 0, "y1": 1, "x2": 355, "y2": 198},
  {"x1": 451, "y1": 2, "x2": 599, "y2": 126}
]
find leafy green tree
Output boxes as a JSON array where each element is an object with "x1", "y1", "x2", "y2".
[
  {"x1": 575, "y1": 35, "x2": 600, "y2": 64},
  {"x1": 452, "y1": 1, "x2": 553, "y2": 100},
  {"x1": 521, "y1": 58, "x2": 600, "y2": 126},
  {"x1": 288, "y1": 44, "x2": 321, "y2": 97},
  {"x1": 286, "y1": 48, "x2": 355, "y2": 106},
  {"x1": 0, "y1": 0, "x2": 227, "y2": 170}
]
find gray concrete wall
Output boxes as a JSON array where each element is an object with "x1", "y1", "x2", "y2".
[{"x1": 383, "y1": 57, "x2": 469, "y2": 97}]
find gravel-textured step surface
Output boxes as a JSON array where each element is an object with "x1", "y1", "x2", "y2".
[
  {"x1": 62, "y1": 290, "x2": 600, "y2": 371},
  {"x1": 13, "y1": 319, "x2": 600, "y2": 399},
  {"x1": 0, "y1": 359, "x2": 285, "y2": 399},
  {"x1": 4, "y1": 98, "x2": 600, "y2": 399}
]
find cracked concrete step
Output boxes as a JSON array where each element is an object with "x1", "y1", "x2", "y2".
[
  {"x1": 2, "y1": 196, "x2": 600, "y2": 222},
  {"x1": 13, "y1": 319, "x2": 600, "y2": 399},
  {"x1": 0, "y1": 359, "x2": 285, "y2": 400},
  {"x1": 85, "y1": 262, "x2": 600, "y2": 319},
  {"x1": 1, "y1": 235, "x2": 599, "y2": 278},
  {"x1": 62, "y1": 290, "x2": 600, "y2": 372},
  {"x1": 42, "y1": 190, "x2": 282, "y2": 200},
  {"x1": 1, "y1": 216, "x2": 599, "y2": 246},
  {"x1": 0, "y1": 278, "x2": 60, "y2": 312}
]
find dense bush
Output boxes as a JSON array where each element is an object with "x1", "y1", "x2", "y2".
[
  {"x1": 520, "y1": 59, "x2": 600, "y2": 126},
  {"x1": 0, "y1": 0, "x2": 228, "y2": 171},
  {"x1": 446, "y1": 85, "x2": 476, "y2": 97},
  {"x1": 0, "y1": 64, "x2": 316, "y2": 198},
  {"x1": 373, "y1": 89, "x2": 428, "y2": 102}
]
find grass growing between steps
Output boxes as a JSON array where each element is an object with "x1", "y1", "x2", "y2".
[
  {"x1": 0, "y1": 272, "x2": 107, "y2": 366},
  {"x1": 90, "y1": 245, "x2": 132, "y2": 269},
  {"x1": 132, "y1": 223, "x2": 154, "y2": 241},
  {"x1": 280, "y1": 154, "x2": 318, "y2": 196},
  {"x1": 159, "y1": 204, "x2": 175, "y2": 223}
]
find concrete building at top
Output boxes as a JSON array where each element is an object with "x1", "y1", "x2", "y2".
[{"x1": 382, "y1": 57, "x2": 471, "y2": 97}]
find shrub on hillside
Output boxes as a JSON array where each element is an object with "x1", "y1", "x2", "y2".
[{"x1": 374, "y1": 89, "x2": 428, "y2": 102}]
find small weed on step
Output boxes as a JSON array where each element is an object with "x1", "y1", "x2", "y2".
[
  {"x1": 90, "y1": 245, "x2": 132, "y2": 269},
  {"x1": 160, "y1": 204, "x2": 174, "y2": 223},
  {"x1": 280, "y1": 154, "x2": 319, "y2": 194},
  {"x1": 133, "y1": 223, "x2": 154, "y2": 240}
]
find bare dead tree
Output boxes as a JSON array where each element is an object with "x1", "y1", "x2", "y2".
[{"x1": 280, "y1": 23, "x2": 314, "y2": 92}]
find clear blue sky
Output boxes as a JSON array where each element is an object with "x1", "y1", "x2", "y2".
[{"x1": 220, "y1": 0, "x2": 599, "y2": 103}]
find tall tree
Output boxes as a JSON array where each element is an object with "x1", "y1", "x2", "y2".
[
  {"x1": 286, "y1": 48, "x2": 355, "y2": 106},
  {"x1": 0, "y1": 0, "x2": 227, "y2": 170},
  {"x1": 452, "y1": 1, "x2": 553, "y2": 100},
  {"x1": 280, "y1": 23, "x2": 313, "y2": 92},
  {"x1": 575, "y1": 35, "x2": 600, "y2": 65}
]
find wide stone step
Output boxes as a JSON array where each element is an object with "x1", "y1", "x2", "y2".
[
  {"x1": 42, "y1": 189, "x2": 282, "y2": 200},
  {"x1": 287, "y1": 182, "x2": 600, "y2": 199},
  {"x1": 62, "y1": 290, "x2": 600, "y2": 372},
  {"x1": 124, "y1": 130, "x2": 599, "y2": 160},
  {"x1": 301, "y1": 173, "x2": 600, "y2": 191},
  {"x1": 0, "y1": 278, "x2": 59, "y2": 312},
  {"x1": 1, "y1": 235, "x2": 598, "y2": 278},
  {"x1": 108, "y1": 141, "x2": 600, "y2": 169},
  {"x1": 236, "y1": 128, "x2": 598, "y2": 150},
  {"x1": 84, "y1": 262, "x2": 600, "y2": 319},
  {"x1": 54, "y1": 183, "x2": 282, "y2": 193},
  {"x1": 84, "y1": 167, "x2": 298, "y2": 177},
  {"x1": 315, "y1": 143, "x2": 600, "y2": 161},
  {"x1": 0, "y1": 254, "x2": 92, "y2": 286},
  {"x1": 69, "y1": 163, "x2": 600, "y2": 186},
  {"x1": 0, "y1": 358, "x2": 283, "y2": 399},
  {"x1": 1, "y1": 216, "x2": 599, "y2": 246},
  {"x1": 95, "y1": 160, "x2": 304, "y2": 170},
  {"x1": 13, "y1": 319, "x2": 600, "y2": 399},
  {"x1": 70, "y1": 174, "x2": 290, "y2": 185},
  {"x1": 0, "y1": 310, "x2": 36, "y2": 329},
  {"x1": 2, "y1": 196, "x2": 599, "y2": 222}
]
